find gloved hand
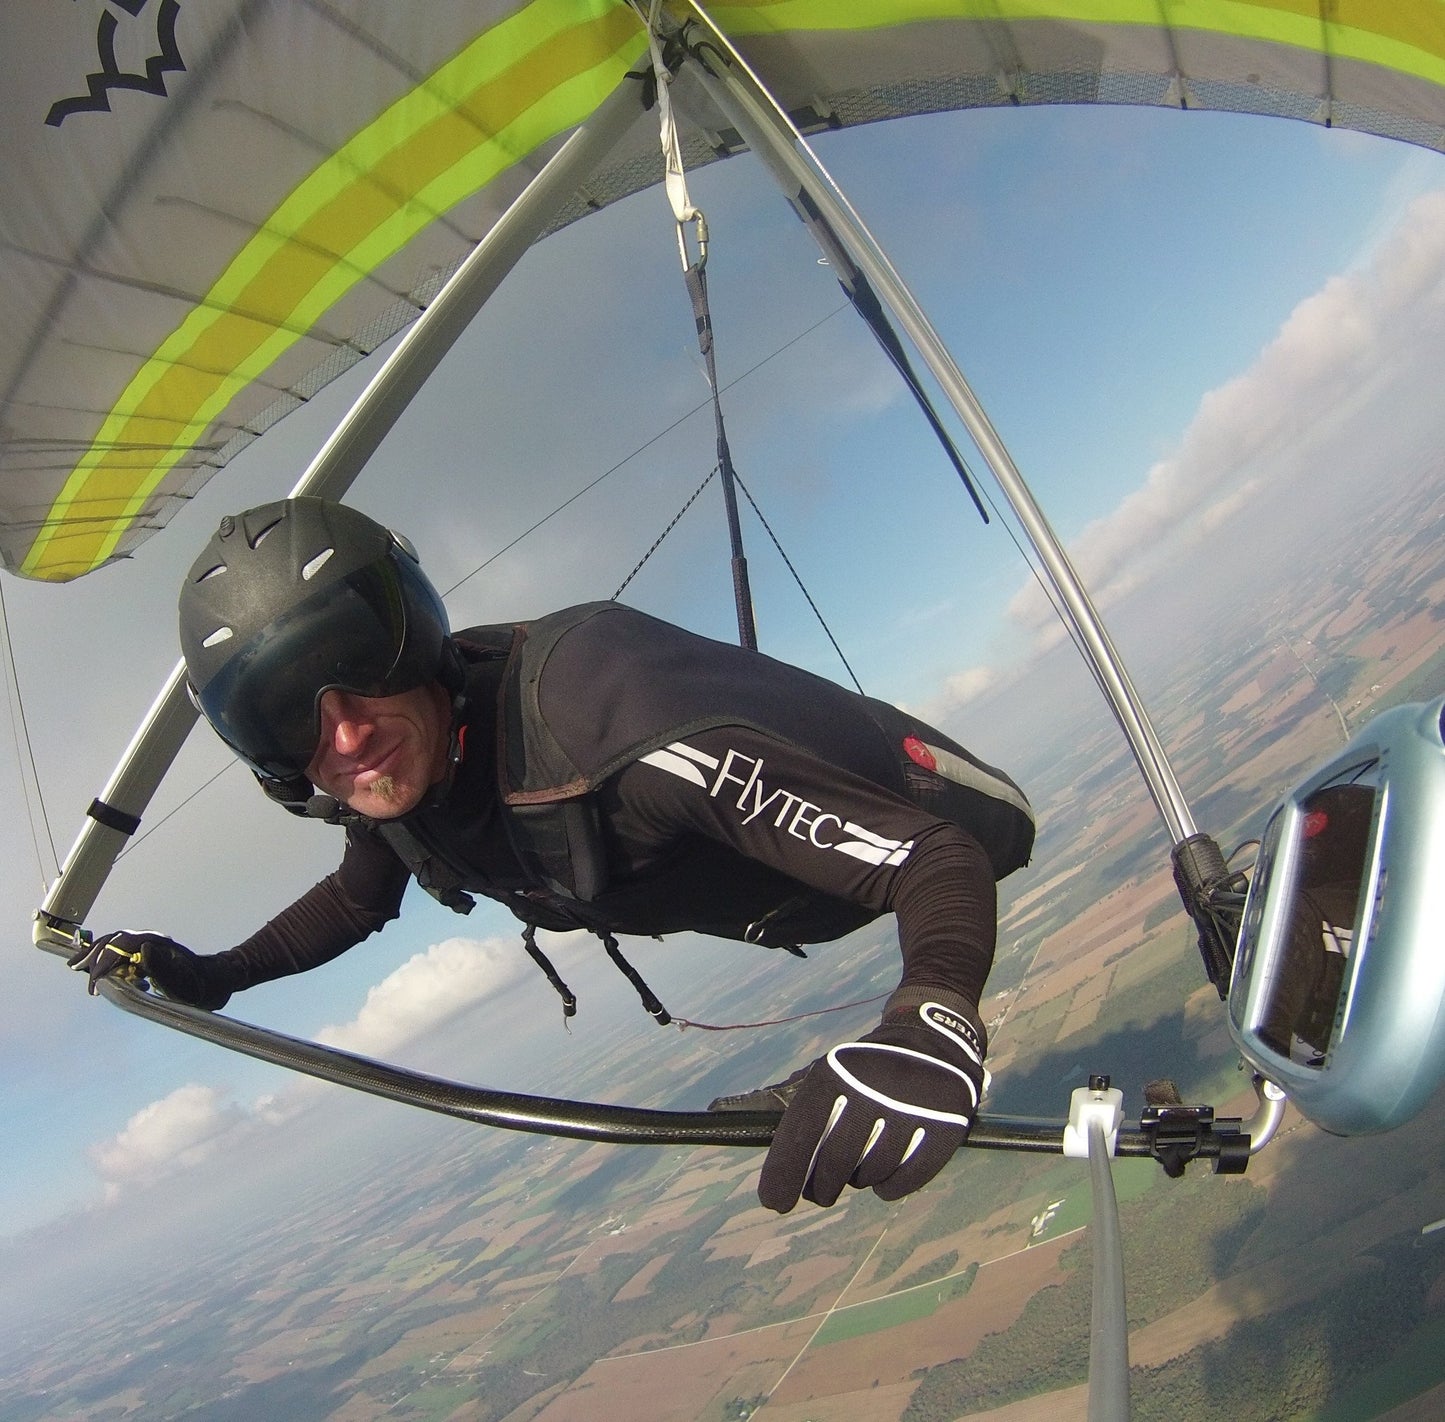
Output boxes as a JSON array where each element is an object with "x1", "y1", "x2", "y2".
[
  {"x1": 68, "y1": 931, "x2": 234, "y2": 1011},
  {"x1": 756, "y1": 999, "x2": 986, "y2": 1212}
]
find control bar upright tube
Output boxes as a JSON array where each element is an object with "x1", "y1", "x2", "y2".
[{"x1": 36, "y1": 76, "x2": 647, "y2": 935}]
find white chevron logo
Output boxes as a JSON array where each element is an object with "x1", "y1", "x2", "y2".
[{"x1": 639, "y1": 740, "x2": 913, "y2": 868}]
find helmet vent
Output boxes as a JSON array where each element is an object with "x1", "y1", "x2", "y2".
[
  {"x1": 202, "y1": 627, "x2": 234, "y2": 648},
  {"x1": 196, "y1": 562, "x2": 226, "y2": 582},
  {"x1": 301, "y1": 547, "x2": 335, "y2": 581},
  {"x1": 247, "y1": 513, "x2": 284, "y2": 548}
]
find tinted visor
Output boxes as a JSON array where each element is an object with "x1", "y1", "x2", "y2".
[{"x1": 195, "y1": 559, "x2": 444, "y2": 779}]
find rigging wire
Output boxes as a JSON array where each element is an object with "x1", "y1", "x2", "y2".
[
  {"x1": 0, "y1": 575, "x2": 59, "y2": 886},
  {"x1": 613, "y1": 466, "x2": 718, "y2": 599},
  {"x1": 612, "y1": 458, "x2": 866, "y2": 696},
  {"x1": 730, "y1": 468, "x2": 864, "y2": 695},
  {"x1": 966, "y1": 472, "x2": 1133, "y2": 738},
  {"x1": 438, "y1": 302, "x2": 848, "y2": 602},
  {"x1": 115, "y1": 759, "x2": 238, "y2": 861}
]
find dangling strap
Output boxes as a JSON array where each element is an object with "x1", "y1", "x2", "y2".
[
  {"x1": 645, "y1": 7, "x2": 987, "y2": 527},
  {"x1": 600, "y1": 932, "x2": 672, "y2": 1025},
  {"x1": 790, "y1": 187, "x2": 989, "y2": 524},
  {"x1": 645, "y1": 10, "x2": 758, "y2": 651},
  {"x1": 522, "y1": 923, "x2": 577, "y2": 1022}
]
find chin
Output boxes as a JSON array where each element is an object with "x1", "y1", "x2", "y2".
[
  {"x1": 356, "y1": 791, "x2": 425, "y2": 819},
  {"x1": 338, "y1": 774, "x2": 424, "y2": 819}
]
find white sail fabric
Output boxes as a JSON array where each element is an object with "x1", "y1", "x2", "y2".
[{"x1": 3, "y1": 0, "x2": 1444, "y2": 581}]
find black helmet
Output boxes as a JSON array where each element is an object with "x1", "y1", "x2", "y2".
[{"x1": 179, "y1": 497, "x2": 450, "y2": 779}]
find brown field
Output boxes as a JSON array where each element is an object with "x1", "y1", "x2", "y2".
[
  {"x1": 773, "y1": 1252, "x2": 852, "y2": 1309},
  {"x1": 611, "y1": 1251, "x2": 674, "y2": 1303},
  {"x1": 858, "y1": 1195, "x2": 1041, "y2": 1303},
  {"x1": 768, "y1": 1237, "x2": 1073, "y2": 1409},
  {"x1": 966, "y1": 1383, "x2": 1090, "y2": 1420},
  {"x1": 757, "y1": 1378, "x2": 918, "y2": 1421},
  {"x1": 526, "y1": 1318, "x2": 821, "y2": 1421}
]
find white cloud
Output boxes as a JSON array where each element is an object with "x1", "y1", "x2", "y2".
[
  {"x1": 1005, "y1": 186, "x2": 1445, "y2": 644},
  {"x1": 313, "y1": 935, "x2": 530, "y2": 1059},
  {"x1": 84, "y1": 936, "x2": 532, "y2": 1205},
  {"x1": 931, "y1": 664, "x2": 996, "y2": 716},
  {"x1": 89, "y1": 1084, "x2": 243, "y2": 1202}
]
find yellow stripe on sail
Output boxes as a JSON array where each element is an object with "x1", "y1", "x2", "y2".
[
  {"x1": 709, "y1": 0, "x2": 1445, "y2": 89},
  {"x1": 25, "y1": 0, "x2": 645, "y2": 581}
]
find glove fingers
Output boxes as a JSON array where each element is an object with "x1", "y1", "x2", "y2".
[
  {"x1": 800, "y1": 1105, "x2": 890, "y2": 1207},
  {"x1": 762, "y1": 1063, "x2": 861, "y2": 1208},
  {"x1": 870, "y1": 1125, "x2": 967, "y2": 1201},
  {"x1": 758, "y1": 1004, "x2": 987, "y2": 1212},
  {"x1": 758, "y1": 1072, "x2": 852, "y2": 1212},
  {"x1": 67, "y1": 936, "x2": 144, "y2": 995},
  {"x1": 845, "y1": 1117, "x2": 926, "y2": 1192},
  {"x1": 797, "y1": 1106, "x2": 936, "y2": 1205}
]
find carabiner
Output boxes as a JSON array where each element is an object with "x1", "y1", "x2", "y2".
[{"x1": 676, "y1": 211, "x2": 708, "y2": 273}]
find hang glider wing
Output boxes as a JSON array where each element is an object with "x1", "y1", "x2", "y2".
[{"x1": 3, "y1": 0, "x2": 1443, "y2": 581}]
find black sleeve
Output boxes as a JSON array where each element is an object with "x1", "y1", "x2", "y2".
[
  {"x1": 210, "y1": 824, "x2": 410, "y2": 992},
  {"x1": 608, "y1": 725, "x2": 997, "y2": 1011}
]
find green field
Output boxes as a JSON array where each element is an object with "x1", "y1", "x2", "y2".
[{"x1": 814, "y1": 1266, "x2": 978, "y2": 1346}]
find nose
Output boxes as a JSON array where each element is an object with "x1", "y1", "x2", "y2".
[{"x1": 317, "y1": 690, "x2": 374, "y2": 757}]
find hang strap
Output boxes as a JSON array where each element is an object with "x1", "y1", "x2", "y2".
[
  {"x1": 645, "y1": 8, "x2": 758, "y2": 651},
  {"x1": 647, "y1": 0, "x2": 701, "y2": 240}
]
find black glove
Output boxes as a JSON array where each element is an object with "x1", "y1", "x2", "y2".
[
  {"x1": 68, "y1": 931, "x2": 234, "y2": 1011},
  {"x1": 755, "y1": 999, "x2": 986, "y2": 1212}
]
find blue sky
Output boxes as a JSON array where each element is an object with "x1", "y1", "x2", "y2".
[{"x1": 1, "y1": 96, "x2": 1441, "y2": 1273}]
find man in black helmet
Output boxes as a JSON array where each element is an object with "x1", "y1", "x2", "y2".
[{"x1": 74, "y1": 497, "x2": 1034, "y2": 1213}]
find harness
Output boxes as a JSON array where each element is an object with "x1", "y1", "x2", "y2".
[{"x1": 367, "y1": 612, "x2": 678, "y2": 1022}]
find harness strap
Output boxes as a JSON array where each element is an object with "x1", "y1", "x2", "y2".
[
  {"x1": 375, "y1": 819, "x2": 476, "y2": 915},
  {"x1": 600, "y1": 932, "x2": 672, "y2": 1025},
  {"x1": 522, "y1": 923, "x2": 577, "y2": 1021}
]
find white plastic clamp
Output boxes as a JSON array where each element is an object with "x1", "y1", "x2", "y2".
[{"x1": 1062, "y1": 1082, "x2": 1125, "y2": 1159}]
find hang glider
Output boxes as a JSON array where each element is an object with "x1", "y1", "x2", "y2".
[
  {"x1": 16, "y1": 12, "x2": 1445, "y2": 1408},
  {"x1": 4, "y1": 0, "x2": 1444, "y2": 582}
]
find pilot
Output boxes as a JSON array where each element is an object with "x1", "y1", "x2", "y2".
[{"x1": 73, "y1": 497, "x2": 1034, "y2": 1213}]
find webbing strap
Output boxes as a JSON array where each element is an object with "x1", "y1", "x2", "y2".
[
  {"x1": 790, "y1": 188, "x2": 989, "y2": 523},
  {"x1": 522, "y1": 924, "x2": 577, "y2": 1020},
  {"x1": 87, "y1": 798, "x2": 141, "y2": 836},
  {"x1": 646, "y1": 1, "x2": 700, "y2": 233},
  {"x1": 601, "y1": 932, "x2": 672, "y2": 1025},
  {"x1": 644, "y1": 10, "x2": 758, "y2": 651}
]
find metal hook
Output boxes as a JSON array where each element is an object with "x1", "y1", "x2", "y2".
[{"x1": 676, "y1": 211, "x2": 708, "y2": 273}]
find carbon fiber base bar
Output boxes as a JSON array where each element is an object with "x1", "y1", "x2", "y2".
[{"x1": 72, "y1": 956, "x2": 1264, "y2": 1160}]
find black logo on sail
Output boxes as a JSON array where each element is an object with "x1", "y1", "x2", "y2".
[{"x1": 47, "y1": 0, "x2": 185, "y2": 127}]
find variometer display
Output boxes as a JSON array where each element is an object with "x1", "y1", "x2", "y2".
[{"x1": 1228, "y1": 697, "x2": 1445, "y2": 1134}]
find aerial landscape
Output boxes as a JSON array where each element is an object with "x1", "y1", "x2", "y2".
[
  {"x1": 3, "y1": 7, "x2": 1444, "y2": 1421},
  {"x1": 4, "y1": 460, "x2": 1440, "y2": 1421}
]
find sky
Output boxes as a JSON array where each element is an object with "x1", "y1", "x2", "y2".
[{"x1": 1, "y1": 92, "x2": 1443, "y2": 1301}]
